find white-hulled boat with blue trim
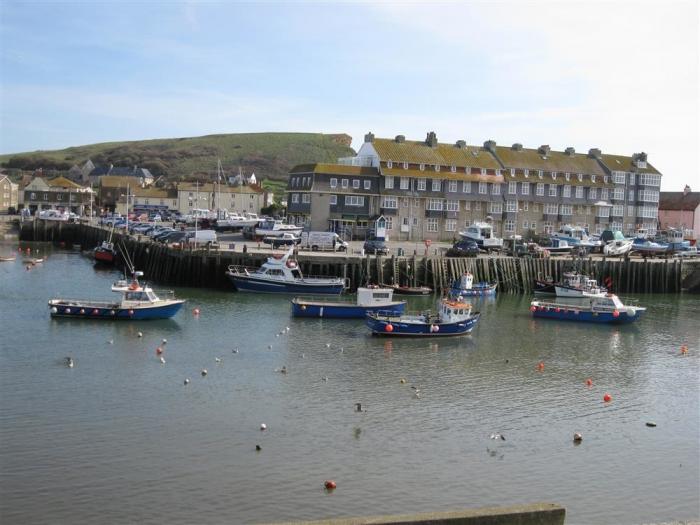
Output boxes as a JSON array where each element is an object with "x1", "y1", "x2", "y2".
[
  {"x1": 291, "y1": 287, "x2": 406, "y2": 318},
  {"x1": 447, "y1": 272, "x2": 497, "y2": 297},
  {"x1": 530, "y1": 293, "x2": 645, "y2": 324},
  {"x1": 226, "y1": 246, "x2": 346, "y2": 294},
  {"x1": 48, "y1": 271, "x2": 185, "y2": 320}
]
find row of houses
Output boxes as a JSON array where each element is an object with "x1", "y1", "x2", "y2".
[{"x1": 285, "y1": 132, "x2": 666, "y2": 240}]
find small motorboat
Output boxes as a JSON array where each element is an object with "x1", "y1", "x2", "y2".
[
  {"x1": 554, "y1": 274, "x2": 607, "y2": 298},
  {"x1": 530, "y1": 294, "x2": 645, "y2": 324},
  {"x1": 48, "y1": 271, "x2": 185, "y2": 320},
  {"x1": 602, "y1": 230, "x2": 633, "y2": 257},
  {"x1": 447, "y1": 272, "x2": 497, "y2": 297},
  {"x1": 380, "y1": 283, "x2": 433, "y2": 295},
  {"x1": 291, "y1": 287, "x2": 406, "y2": 318},
  {"x1": 226, "y1": 246, "x2": 346, "y2": 294},
  {"x1": 631, "y1": 237, "x2": 671, "y2": 257},
  {"x1": 366, "y1": 297, "x2": 481, "y2": 337},
  {"x1": 0, "y1": 256, "x2": 17, "y2": 262},
  {"x1": 93, "y1": 240, "x2": 118, "y2": 264}
]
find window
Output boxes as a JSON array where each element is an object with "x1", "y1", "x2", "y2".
[
  {"x1": 381, "y1": 196, "x2": 398, "y2": 209},
  {"x1": 489, "y1": 202, "x2": 502, "y2": 213},
  {"x1": 402, "y1": 197, "x2": 409, "y2": 207},
  {"x1": 522, "y1": 220, "x2": 529, "y2": 229},
  {"x1": 30, "y1": 192, "x2": 36, "y2": 200},
  {"x1": 400, "y1": 177, "x2": 409, "y2": 190},
  {"x1": 480, "y1": 168, "x2": 487, "y2": 175},
  {"x1": 426, "y1": 218, "x2": 438, "y2": 232},
  {"x1": 43, "y1": 193, "x2": 48, "y2": 201},
  {"x1": 414, "y1": 198, "x2": 420, "y2": 207},
  {"x1": 474, "y1": 201, "x2": 481, "y2": 210},
  {"x1": 589, "y1": 187, "x2": 597, "y2": 200},
  {"x1": 57, "y1": 194, "x2": 62, "y2": 201},
  {"x1": 638, "y1": 206, "x2": 658, "y2": 218},
  {"x1": 385, "y1": 217, "x2": 393, "y2": 230},
  {"x1": 545, "y1": 203, "x2": 558, "y2": 214},
  {"x1": 419, "y1": 163, "x2": 425, "y2": 171},
  {"x1": 352, "y1": 180, "x2": 360, "y2": 189},
  {"x1": 565, "y1": 173, "x2": 570, "y2": 181},
  {"x1": 508, "y1": 181, "x2": 517, "y2": 194},
  {"x1": 446, "y1": 200, "x2": 459, "y2": 212},
  {"x1": 629, "y1": 173, "x2": 636, "y2": 185},
  {"x1": 521, "y1": 182, "x2": 530, "y2": 195},
  {"x1": 448, "y1": 181, "x2": 457, "y2": 192},
  {"x1": 638, "y1": 190, "x2": 659, "y2": 202},
  {"x1": 291, "y1": 194, "x2": 299, "y2": 204},
  {"x1": 549, "y1": 185, "x2": 557, "y2": 197},
  {"x1": 612, "y1": 205, "x2": 624, "y2": 216},
  {"x1": 551, "y1": 172, "x2": 558, "y2": 180},
  {"x1": 560, "y1": 204, "x2": 573, "y2": 216},
  {"x1": 445, "y1": 219, "x2": 456, "y2": 231},
  {"x1": 450, "y1": 165, "x2": 456, "y2": 173},
  {"x1": 596, "y1": 206, "x2": 610, "y2": 218},
  {"x1": 364, "y1": 180, "x2": 371, "y2": 190},
  {"x1": 434, "y1": 164, "x2": 441, "y2": 172},
  {"x1": 536, "y1": 183, "x2": 544, "y2": 196},
  {"x1": 543, "y1": 221, "x2": 553, "y2": 234},
  {"x1": 464, "y1": 201, "x2": 470, "y2": 210},
  {"x1": 426, "y1": 198, "x2": 444, "y2": 211},
  {"x1": 342, "y1": 179, "x2": 349, "y2": 189},
  {"x1": 329, "y1": 195, "x2": 337, "y2": 205},
  {"x1": 613, "y1": 172, "x2": 626, "y2": 184},
  {"x1": 403, "y1": 162, "x2": 409, "y2": 169},
  {"x1": 509, "y1": 168, "x2": 516, "y2": 177},
  {"x1": 302, "y1": 193, "x2": 311, "y2": 203},
  {"x1": 575, "y1": 186, "x2": 584, "y2": 198},
  {"x1": 463, "y1": 181, "x2": 471, "y2": 193},
  {"x1": 417, "y1": 178, "x2": 426, "y2": 191},
  {"x1": 522, "y1": 202, "x2": 528, "y2": 211},
  {"x1": 613, "y1": 188, "x2": 624, "y2": 200},
  {"x1": 563, "y1": 185, "x2": 571, "y2": 198},
  {"x1": 387, "y1": 160, "x2": 393, "y2": 168},
  {"x1": 491, "y1": 183, "x2": 500, "y2": 195},
  {"x1": 344, "y1": 195, "x2": 365, "y2": 206},
  {"x1": 506, "y1": 200, "x2": 517, "y2": 212},
  {"x1": 478, "y1": 182, "x2": 487, "y2": 194},
  {"x1": 600, "y1": 188, "x2": 609, "y2": 200},
  {"x1": 504, "y1": 220, "x2": 515, "y2": 232},
  {"x1": 431, "y1": 179, "x2": 441, "y2": 192},
  {"x1": 538, "y1": 170, "x2": 543, "y2": 178}
]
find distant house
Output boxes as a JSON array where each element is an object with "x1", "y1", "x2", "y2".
[
  {"x1": 22, "y1": 176, "x2": 93, "y2": 215},
  {"x1": 98, "y1": 175, "x2": 149, "y2": 211},
  {"x1": 0, "y1": 174, "x2": 19, "y2": 213},
  {"x1": 115, "y1": 187, "x2": 179, "y2": 217},
  {"x1": 88, "y1": 164, "x2": 154, "y2": 186},
  {"x1": 176, "y1": 182, "x2": 265, "y2": 216},
  {"x1": 659, "y1": 186, "x2": 700, "y2": 243}
]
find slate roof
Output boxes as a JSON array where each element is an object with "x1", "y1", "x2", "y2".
[
  {"x1": 371, "y1": 138, "x2": 501, "y2": 170},
  {"x1": 493, "y1": 146, "x2": 607, "y2": 176},
  {"x1": 46, "y1": 176, "x2": 86, "y2": 189},
  {"x1": 382, "y1": 167, "x2": 504, "y2": 184},
  {"x1": 289, "y1": 163, "x2": 379, "y2": 176},
  {"x1": 659, "y1": 191, "x2": 700, "y2": 211},
  {"x1": 599, "y1": 154, "x2": 660, "y2": 174}
]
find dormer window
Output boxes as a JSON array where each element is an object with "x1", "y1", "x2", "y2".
[
  {"x1": 591, "y1": 175, "x2": 596, "y2": 183},
  {"x1": 577, "y1": 173, "x2": 583, "y2": 182},
  {"x1": 565, "y1": 173, "x2": 570, "y2": 181},
  {"x1": 450, "y1": 165, "x2": 456, "y2": 173},
  {"x1": 419, "y1": 163, "x2": 425, "y2": 171},
  {"x1": 524, "y1": 169, "x2": 529, "y2": 176},
  {"x1": 480, "y1": 168, "x2": 486, "y2": 176},
  {"x1": 538, "y1": 170, "x2": 543, "y2": 179},
  {"x1": 434, "y1": 164, "x2": 440, "y2": 172},
  {"x1": 551, "y1": 172, "x2": 557, "y2": 180},
  {"x1": 403, "y1": 161, "x2": 408, "y2": 169},
  {"x1": 387, "y1": 160, "x2": 393, "y2": 169},
  {"x1": 604, "y1": 176, "x2": 609, "y2": 184},
  {"x1": 510, "y1": 168, "x2": 515, "y2": 177}
]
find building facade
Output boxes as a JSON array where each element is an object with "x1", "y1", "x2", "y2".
[
  {"x1": 22, "y1": 176, "x2": 93, "y2": 215},
  {"x1": 286, "y1": 132, "x2": 663, "y2": 241},
  {"x1": 0, "y1": 175, "x2": 19, "y2": 213},
  {"x1": 658, "y1": 186, "x2": 700, "y2": 242},
  {"x1": 175, "y1": 183, "x2": 266, "y2": 216}
]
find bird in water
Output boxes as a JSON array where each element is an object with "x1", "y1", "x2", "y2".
[
  {"x1": 215, "y1": 357, "x2": 222, "y2": 363},
  {"x1": 354, "y1": 403, "x2": 364, "y2": 412},
  {"x1": 490, "y1": 433, "x2": 506, "y2": 441},
  {"x1": 108, "y1": 339, "x2": 113, "y2": 345},
  {"x1": 159, "y1": 356, "x2": 166, "y2": 364},
  {"x1": 65, "y1": 357, "x2": 74, "y2": 368},
  {"x1": 232, "y1": 348, "x2": 239, "y2": 354},
  {"x1": 201, "y1": 369, "x2": 208, "y2": 376}
]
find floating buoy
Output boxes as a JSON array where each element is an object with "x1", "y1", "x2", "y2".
[
  {"x1": 65, "y1": 357, "x2": 74, "y2": 368},
  {"x1": 355, "y1": 403, "x2": 363, "y2": 412},
  {"x1": 385, "y1": 323, "x2": 394, "y2": 332},
  {"x1": 573, "y1": 432, "x2": 583, "y2": 443},
  {"x1": 184, "y1": 378, "x2": 190, "y2": 385},
  {"x1": 108, "y1": 339, "x2": 113, "y2": 344},
  {"x1": 603, "y1": 393, "x2": 612, "y2": 402},
  {"x1": 79, "y1": 309, "x2": 85, "y2": 315},
  {"x1": 110, "y1": 310, "x2": 116, "y2": 316},
  {"x1": 255, "y1": 445, "x2": 262, "y2": 451},
  {"x1": 193, "y1": 308, "x2": 200, "y2": 316},
  {"x1": 322, "y1": 376, "x2": 328, "y2": 382},
  {"x1": 201, "y1": 369, "x2": 208, "y2": 376},
  {"x1": 268, "y1": 344, "x2": 272, "y2": 349},
  {"x1": 555, "y1": 307, "x2": 561, "y2": 313},
  {"x1": 215, "y1": 357, "x2": 222, "y2": 363},
  {"x1": 612, "y1": 310, "x2": 620, "y2": 318},
  {"x1": 162, "y1": 338, "x2": 167, "y2": 344},
  {"x1": 324, "y1": 480, "x2": 337, "y2": 490},
  {"x1": 301, "y1": 305, "x2": 306, "y2": 311},
  {"x1": 159, "y1": 356, "x2": 166, "y2": 364},
  {"x1": 93, "y1": 308, "x2": 100, "y2": 315},
  {"x1": 50, "y1": 307, "x2": 58, "y2": 314},
  {"x1": 156, "y1": 347, "x2": 163, "y2": 355},
  {"x1": 137, "y1": 331, "x2": 143, "y2": 338},
  {"x1": 646, "y1": 421, "x2": 657, "y2": 427},
  {"x1": 400, "y1": 378, "x2": 406, "y2": 384},
  {"x1": 586, "y1": 378, "x2": 593, "y2": 386},
  {"x1": 529, "y1": 305, "x2": 537, "y2": 312},
  {"x1": 680, "y1": 345, "x2": 688, "y2": 355},
  {"x1": 325, "y1": 343, "x2": 330, "y2": 348},
  {"x1": 537, "y1": 361, "x2": 545, "y2": 371},
  {"x1": 260, "y1": 423, "x2": 267, "y2": 431}
]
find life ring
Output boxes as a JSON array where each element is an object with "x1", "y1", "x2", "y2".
[{"x1": 128, "y1": 282, "x2": 138, "y2": 290}]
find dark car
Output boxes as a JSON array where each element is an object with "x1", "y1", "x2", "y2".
[
  {"x1": 159, "y1": 231, "x2": 188, "y2": 244},
  {"x1": 363, "y1": 239, "x2": 389, "y2": 256},
  {"x1": 446, "y1": 240, "x2": 480, "y2": 257}
]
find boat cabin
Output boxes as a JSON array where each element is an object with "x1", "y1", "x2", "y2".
[
  {"x1": 357, "y1": 287, "x2": 395, "y2": 306},
  {"x1": 123, "y1": 290, "x2": 158, "y2": 302},
  {"x1": 439, "y1": 299, "x2": 473, "y2": 322},
  {"x1": 591, "y1": 294, "x2": 625, "y2": 311}
]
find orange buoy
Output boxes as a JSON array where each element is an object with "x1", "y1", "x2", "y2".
[
  {"x1": 612, "y1": 310, "x2": 620, "y2": 318},
  {"x1": 586, "y1": 378, "x2": 593, "y2": 386},
  {"x1": 603, "y1": 393, "x2": 612, "y2": 402},
  {"x1": 537, "y1": 361, "x2": 545, "y2": 371},
  {"x1": 156, "y1": 347, "x2": 164, "y2": 355},
  {"x1": 324, "y1": 480, "x2": 337, "y2": 490},
  {"x1": 193, "y1": 308, "x2": 200, "y2": 316},
  {"x1": 385, "y1": 323, "x2": 394, "y2": 332},
  {"x1": 529, "y1": 305, "x2": 536, "y2": 312},
  {"x1": 680, "y1": 345, "x2": 688, "y2": 355}
]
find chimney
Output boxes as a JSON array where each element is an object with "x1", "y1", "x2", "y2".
[
  {"x1": 588, "y1": 148, "x2": 602, "y2": 159},
  {"x1": 511, "y1": 143, "x2": 523, "y2": 151},
  {"x1": 364, "y1": 132, "x2": 375, "y2": 143},
  {"x1": 565, "y1": 147, "x2": 575, "y2": 156},
  {"x1": 538, "y1": 145, "x2": 551, "y2": 155},
  {"x1": 425, "y1": 131, "x2": 438, "y2": 148},
  {"x1": 683, "y1": 185, "x2": 691, "y2": 195},
  {"x1": 483, "y1": 140, "x2": 497, "y2": 153},
  {"x1": 455, "y1": 140, "x2": 466, "y2": 149},
  {"x1": 395, "y1": 135, "x2": 405, "y2": 143}
]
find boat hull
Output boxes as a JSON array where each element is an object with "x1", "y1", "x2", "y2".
[
  {"x1": 291, "y1": 299, "x2": 406, "y2": 318},
  {"x1": 380, "y1": 285, "x2": 432, "y2": 295},
  {"x1": 448, "y1": 283, "x2": 497, "y2": 297},
  {"x1": 48, "y1": 300, "x2": 185, "y2": 320},
  {"x1": 365, "y1": 313, "x2": 480, "y2": 336},
  {"x1": 533, "y1": 280, "x2": 556, "y2": 294},
  {"x1": 531, "y1": 306, "x2": 644, "y2": 324},
  {"x1": 228, "y1": 274, "x2": 344, "y2": 294},
  {"x1": 93, "y1": 248, "x2": 116, "y2": 264},
  {"x1": 554, "y1": 285, "x2": 606, "y2": 298}
]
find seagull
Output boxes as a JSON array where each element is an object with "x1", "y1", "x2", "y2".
[
  {"x1": 322, "y1": 376, "x2": 328, "y2": 382},
  {"x1": 279, "y1": 366, "x2": 287, "y2": 374},
  {"x1": 255, "y1": 445, "x2": 262, "y2": 451},
  {"x1": 490, "y1": 433, "x2": 506, "y2": 441},
  {"x1": 301, "y1": 353, "x2": 305, "y2": 359},
  {"x1": 325, "y1": 343, "x2": 331, "y2": 348},
  {"x1": 159, "y1": 356, "x2": 166, "y2": 364},
  {"x1": 108, "y1": 339, "x2": 113, "y2": 345},
  {"x1": 162, "y1": 338, "x2": 168, "y2": 344},
  {"x1": 260, "y1": 423, "x2": 267, "y2": 431},
  {"x1": 65, "y1": 357, "x2": 74, "y2": 368},
  {"x1": 215, "y1": 357, "x2": 222, "y2": 363},
  {"x1": 137, "y1": 332, "x2": 143, "y2": 338},
  {"x1": 232, "y1": 348, "x2": 239, "y2": 354},
  {"x1": 268, "y1": 345, "x2": 272, "y2": 349},
  {"x1": 184, "y1": 378, "x2": 190, "y2": 385},
  {"x1": 354, "y1": 403, "x2": 364, "y2": 412}
]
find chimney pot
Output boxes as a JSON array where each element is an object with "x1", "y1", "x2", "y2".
[
  {"x1": 425, "y1": 131, "x2": 438, "y2": 148},
  {"x1": 588, "y1": 148, "x2": 602, "y2": 159},
  {"x1": 511, "y1": 143, "x2": 523, "y2": 151},
  {"x1": 484, "y1": 140, "x2": 497, "y2": 152},
  {"x1": 455, "y1": 140, "x2": 466, "y2": 149},
  {"x1": 565, "y1": 147, "x2": 575, "y2": 156},
  {"x1": 395, "y1": 135, "x2": 405, "y2": 143},
  {"x1": 538, "y1": 145, "x2": 551, "y2": 155},
  {"x1": 364, "y1": 132, "x2": 375, "y2": 143}
]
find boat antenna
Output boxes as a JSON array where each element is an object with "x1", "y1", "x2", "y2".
[{"x1": 118, "y1": 241, "x2": 135, "y2": 276}]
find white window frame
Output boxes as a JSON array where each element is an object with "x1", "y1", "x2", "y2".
[
  {"x1": 506, "y1": 200, "x2": 517, "y2": 212},
  {"x1": 504, "y1": 220, "x2": 515, "y2": 233},
  {"x1": 445, "y1": 219, "x2": 457, "y2": 232},
  {"x1": 417, "y1": 178, "x2": 427, "y2": 191},
  {"x1": 575, "y1": 186, "x2": 584, "y2": 199},
  {"x1": 549, "y1": 185, "x2": 557, "y2": 197},
  {"x1": 508, "y1": 181, "x2": 517, "y2": 194},
  {"x1": 344, "y1": 195, "x2": 365, "y2": 207},
  {"x1": 363, "y1": 180, "x2": 371, "y2": 190},
  {"x1": 446, "y1": 199, "x2": 459, "y2": 212},
  {"x1": 426, "y1": 218, "x2": 438, "y2": 232},
  {"x1": 521, "y1": 182, "x2": 530, "y2": 195},
  {"x1": 478, "y1": 182, "x2": 487, "y2": 194},
  {"x1": 536, "y1": 183, "x2": 544, "y2": 196},
  {"x1": 329, "y1": 195, "x2": 337, "y2": 205},
  {"x1": 400, "y1": 177, "x2": 409, "y2": 190},
  {"x1": 302, "y1": 193, "x2": 311, "y2": 204},
  {"x1": 431, "y1": 179, "x2": 441, "y2": 192},
  {"x1": 563, "y1": 185, "x2": 571, "y2": 198},
  {"x1": 463, "y1": 181, "x2": 471, "y2": 193},
  {"x1": 291, "y1": 193, "x2": 299, "y2": 204},
  {"x1": 384, "y1": 176, "x2": 394, "y2": 189},
  {"x1": 589, "y1": 187, "x2": 597, "y2": 200},
  {"x1": 381, "y1": 196, "x2": 398, "y2": 209},
  {"x1": 489, "y1": 202, "x2": 502, "y2": 214},
  {"x1": 352, "y1": 179, "x2": 360, "y2": 189},
  {"x1": 448, "y1": 180, "x2": 457, "y2": 192},
  {"x1": 426, "y1": 198, "x2": 444, "y2": 211},
  {"x1": 342, "y1": 179, "x2": 349, "y2": 189}
]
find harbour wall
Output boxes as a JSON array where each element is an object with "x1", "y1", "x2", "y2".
[{"x1": 19, "y1": 219, "x2": 700, "y2": 293}]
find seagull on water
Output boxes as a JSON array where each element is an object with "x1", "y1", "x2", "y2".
[{"x1": 490, "y1": 433, "x2": 506, "y2": 441}]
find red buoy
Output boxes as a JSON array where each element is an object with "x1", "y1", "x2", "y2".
[
  {"x1": 193, "y1": 308, "x2": 200, "y2": 316},
  {"x1": 530, "y1": 306, "x2": 536, "y2": 312},
  {"x1": 156, "y1": 347, "x2": 164, "y2": 355},
  {"x1": 603, "y1": 393, "x2": 612, "y2": 402},
  {"x1": 680, "y1": 345, "x2": 688, "y2": 355},
  {"x1": 612, "y1": 310, "x2": 620, "y2": 318},
  {"x1": 537, "y1": 361, "x2": 545, "y2": 371},
  {"x1": 385, "y1": 324, "x2": 393, "y2": 332},
  {"x1": 324, "y1": 480, "x2": 337, "y2": 490},
  {"x1": 586, "y1": 378, "x2": 593, "y2": 386},
  {"x1": 555, "y1": 307, "x2": 560, "y2": 313}
]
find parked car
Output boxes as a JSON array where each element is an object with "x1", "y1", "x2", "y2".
[
  {"x1": 160, "y1": 231, "x2": 188, "y2": 245},
  {"x1": 674, "y1": 246, "x2": 698, "y2": 258},
  {"x1": 446, "y1": 239, "x2": 480, "y2": 257},
  {"x1": 363, "y1": 239, "x2": 389, "y2": 256},
  {"x1": 263, "y1": 233, "x2": 301, "y2": 248}
]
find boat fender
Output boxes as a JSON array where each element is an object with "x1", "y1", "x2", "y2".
[
  {"x1": 384, "y1": 324, "x2": 394, "y2": 332},
  {"x1": 50, "y1": 307, "x2": 58, "y2": 314},
  {"x1": 626, "y1": 308, "x2": 635, "y2": 316},
  {"x1": 92, "y1": 309, "x2": 99, "y2": 315},
  {"x1": 286, "y1": 260, "x2": 297, "y2": 268},
  {"x1": 80, "y1": 309, "x2": 85, "y2": 314},
  {"x1": 65, "y1": 308, "x2": 71, "y2": 314},
  {"x1": 529, "y1": 306, "x2": 536, "y2": 312},
  {"x1": 612, "y1": 310, "x2": 620, "y2": 318},
  {"x1": 128, "y1": 309, "x2": 135, "y2": 316}
]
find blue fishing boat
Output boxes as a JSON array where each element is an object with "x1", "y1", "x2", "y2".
[
  {"x1": 366, "y1": 297, "x2": 481, "y2": 337},
  {"x1": 226, "y1": 247, "x2": 346, "y2": 294},
  {"x1": 48, "y1": 271, "x2": 185, "y2": 320},
  {"x1": 448, "y1": 272, "x2": 497, "y2": 297},
  {"x1": 530, "y1": 294, "x2": 645, "y2": 324},
  {"x1": 291, "y1": 287, "x2": 406, "y2": 318}
]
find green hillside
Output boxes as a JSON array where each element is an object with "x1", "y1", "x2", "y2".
[{"x1": 0, "y1": 132, "x2": 355, "y2": 181}]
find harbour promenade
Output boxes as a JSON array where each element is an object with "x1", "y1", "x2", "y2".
[{"x1": 18, "y1": 218, "x2": 700, "y2": 293}]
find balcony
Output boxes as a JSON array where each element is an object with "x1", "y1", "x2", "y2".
[{"x1": 379, "y1": 207, "x2": 398, "y2": 216}]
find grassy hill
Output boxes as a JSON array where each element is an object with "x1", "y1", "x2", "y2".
[{"x1": 0, "y1": 132, "x2": 355, "y2": 182}]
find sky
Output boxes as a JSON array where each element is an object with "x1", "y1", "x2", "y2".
[{"x1": 0, "y1": 0, "x2": 697, "y2": 190}]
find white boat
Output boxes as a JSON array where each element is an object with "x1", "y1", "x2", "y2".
[
  {"x1": 255, "y1": 219, "x2": 303, "y2": 238},
  {"x1": 459, "y1": 222, "x2": 503, "y2": 251},
  {"x1": 552, "y1": 224, "x2": 597, "y2": 251},
  {"x1": 38, "y1": 209, "x2": 69, "y2": 221},
  {"x1": 602, "y1": 230, "x2": 633, "y2": 257}
]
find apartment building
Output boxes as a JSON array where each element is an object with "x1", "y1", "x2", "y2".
[{"x1": 0, "y1": 174, "x2": 19, "y2": 213}]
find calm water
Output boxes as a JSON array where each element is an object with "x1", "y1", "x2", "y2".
[{"x1": 1, "y1": 243, "x2": 698, "y2": 525}]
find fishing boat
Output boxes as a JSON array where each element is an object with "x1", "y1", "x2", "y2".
[
  {"x1": 601, "y1": 230, "x2": 633, "y2": 257},
  {"x1": 654, "y1": 228, "x2": 691, "y2": 253},
  {"x1": 93, "y1": 240, "x2": 118, "y2": 264},
  {"x1": 447, "y1": 272, "x2": 497, "y2": 297},
  {"x1": 291, "y1": 287, "x2": 406, "y2": 318},
  {"x1": 539, "y1": 236, "x2": 575, "y2": 254},
  {"x1": 554, "y1": 274, "x2": 607, "y2": 298},
  {"x1": 226, "y1": 246, "x2": 346, "y2": 294},
  {"x1": 366, "y1": 296, "x2": 481, "y2": 337},
  {"x1": 48, "y1": 271, "x2": 185, "y2": 320},
  {"x1": 631, "y1": 237, "x2": 671, "y2": 256},
  {"x1": 380, "y1": 283, "x2": 433, "y2": 295},
  {"x1": 552, "y1": 224, "x2": 597, "y2": 251},
  {"x1": 529, "y1": 294, "x2": 645, "y2": 324},
  {"x1": 458, "y1": 222, "x2": 503, "y2": 252},
  {"x1": 0, "y1": 255, "x2": 16, "y2": 262}
]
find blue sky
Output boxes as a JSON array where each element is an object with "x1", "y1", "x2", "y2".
[{"x1": 1, "y1": 1, "x2": 697, "y2": 190}]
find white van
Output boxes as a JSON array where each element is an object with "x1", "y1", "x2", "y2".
[
  {"x1": 185, "y1": 229, "x2": 218, "y2": 247},
  {"x1": 300, "y1": 231, "x2": 348, "y2": 252}
]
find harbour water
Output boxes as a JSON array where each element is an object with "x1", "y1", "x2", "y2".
[{"x1": 1, "y1": 243, "x2": 698, "y2": 525}]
